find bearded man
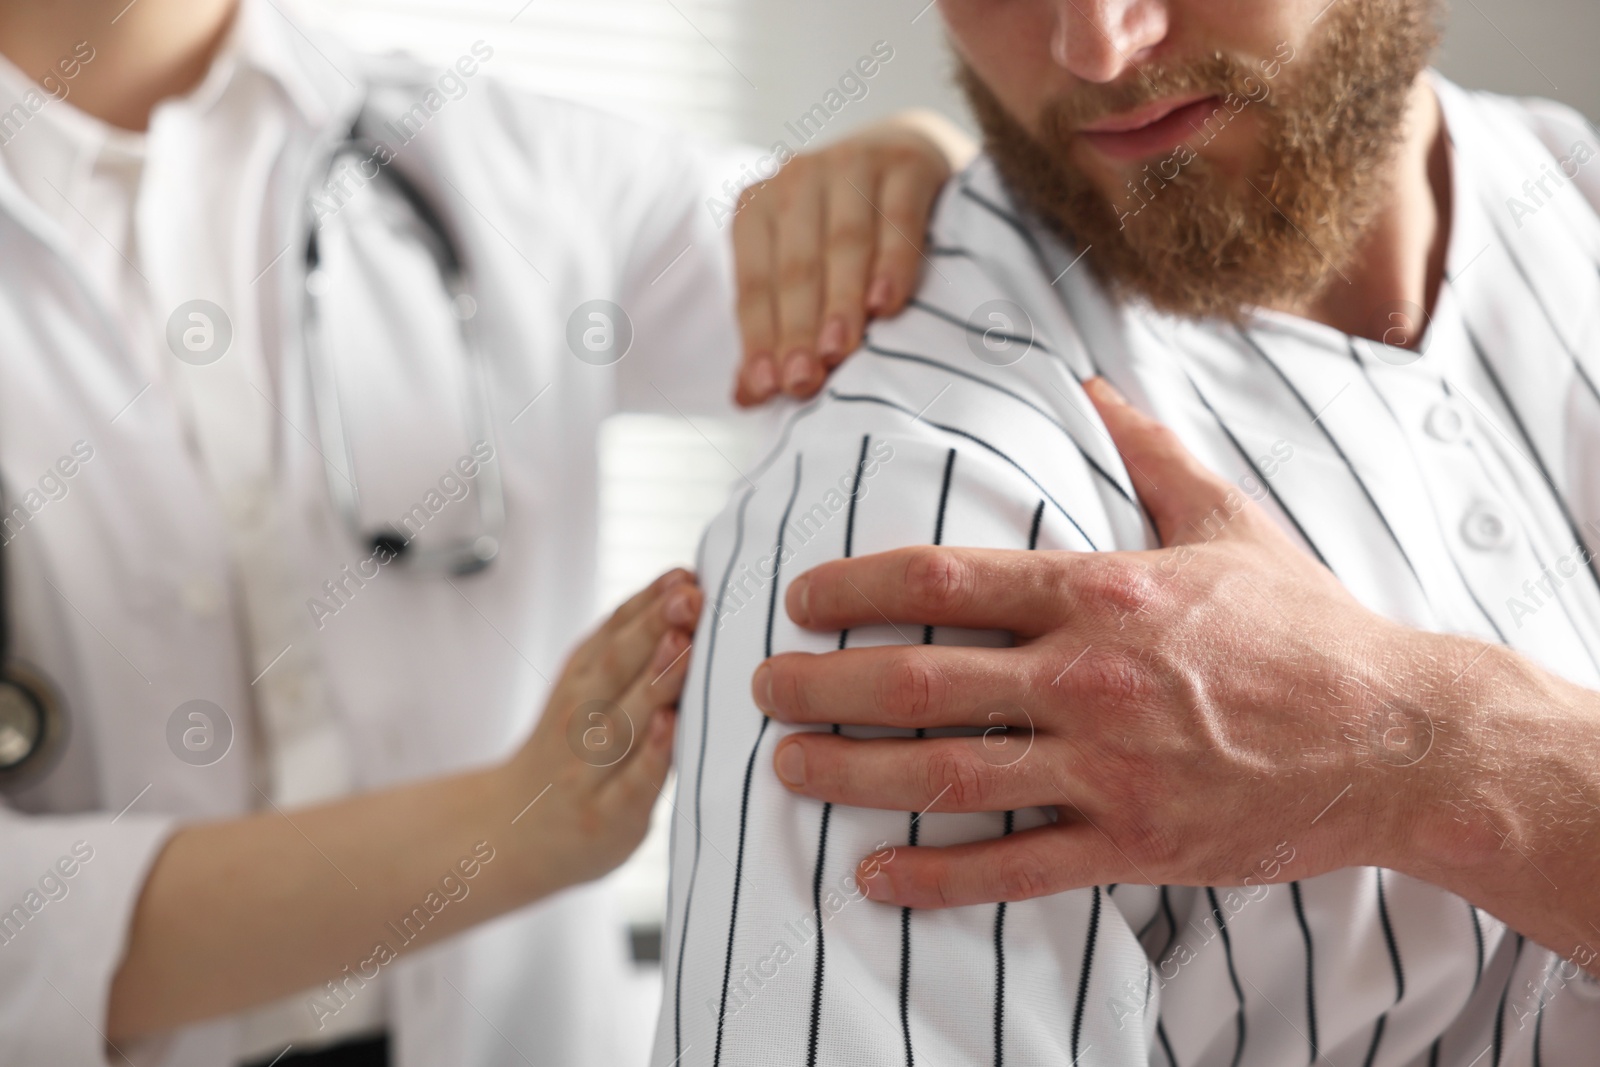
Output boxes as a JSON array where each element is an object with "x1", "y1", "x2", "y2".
[{"x1": 656, "y1": 1, "x2": 1600, "y2": 1064}]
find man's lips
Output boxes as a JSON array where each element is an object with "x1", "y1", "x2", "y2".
[{"x1": 1078, "y1": 93, "x2": 1225, "y2": 163}]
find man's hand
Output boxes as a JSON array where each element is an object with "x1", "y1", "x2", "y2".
[
  {"x1": 732, "y1": 110, "x2": 976, "y2": 406},
  {"x1": 753, "y1": 379, "x2": 1478, "y2": 909}
]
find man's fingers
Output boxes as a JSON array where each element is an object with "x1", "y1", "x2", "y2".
[
  {"x1": 755, "y1": 645, "x2": 1035, "y2": 727},
  {"x1": 1083, "y1": 378, "x2": 1246, "y2": 546},
  {"x1": 816, "y1": 159, "x2": 877, "y2": 368},
  {"x1": 773, "y1": 732, "x2": 1062, "y2": 813},
  {"x1": 771, "y1": 165, "x2": 826, "y2": 396},
  {"x1": 786, "y1": 546, "x2": 1077, "y2": 634},
  {"x1": 855, "y1": 822, "x2": 1126, "y2": 909},
  {"x1": 864, "y1": 158, "x2": 937, "y2": 318},
  {"x1": 732, "y1": 194, "x2": 779, "y2": 407}
]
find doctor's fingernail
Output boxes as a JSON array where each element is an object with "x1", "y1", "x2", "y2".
[
  {"x1": 818, "y1": 317, "x2": 847, "y2": 358},
  {"x1": 867, "y1": 277, "x2": 894, "y2": 314},
  {"x1": 774, "y1": 740, "x2": 806, "y2": 787},
  {"x1": 752, "y1": 662, "x2": 775, "y2": 713},
  {"x1": 749, "y1": 358, "x2": 777, "y2": 396},
  {"x1": 651, "y1": 630, "x2": 687, "y2": 674},
  {"x1": 665, "y1": 589, "x2": 696, "y2": 627},
  {"x1": 1086, "y1": 377, "x2": 1127, "y2": 406},
  {"x1": 783, "y1": 352, "x2": 813, "y2": 392}
]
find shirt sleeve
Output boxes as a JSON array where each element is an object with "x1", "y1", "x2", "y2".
[
  {"x1": 0, "y1": 806, "x2": 173, "y2": 1066},
  {"x1": 649, "y1": 237, "x2": 1166, "y2": 1063}
]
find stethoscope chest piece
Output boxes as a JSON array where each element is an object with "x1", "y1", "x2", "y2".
[{"x1": 0, "y1": 663, "x2": 66, "y2": 789}]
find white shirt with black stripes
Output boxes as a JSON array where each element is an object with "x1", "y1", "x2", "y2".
[{"x1": 653, "y1": 71, "x2": 1600, "y2": 1067}]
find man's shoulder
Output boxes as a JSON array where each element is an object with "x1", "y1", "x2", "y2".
[
  {"x1": 1440, "y1": 74, "x2": 1596, "y2": 156},
  {"x1": 711, "y1": 167, "x2": 1151, "y2": 562},
  {"x1": 1436, "y1": 73, "x2": 1600, "y2": 215}
]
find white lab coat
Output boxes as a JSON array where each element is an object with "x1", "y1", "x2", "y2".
[{"x1": 0, "y1": 2, "x2": 744, "y2": 1064}]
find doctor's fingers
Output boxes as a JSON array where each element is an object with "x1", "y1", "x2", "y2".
[
  {"x1": 604, "y1": 705, "x2": 678, "y2": 815},
  {"x1": 602, "y1": 629, "x2": 692, "y2": 788},
  {"x1": 568, "y1": 572, "x2": 700, "y2": 687},
  {"x1": 814, "y1": 154, "x2": 878, "y2": 372},
  {"x1": 611, "y1": 567, "x2": 695, "y2": 629},
  {"x1": 733, "y1": 189, "x2": 780, "y2": 407},
  {"x1": 770, "y1": 160, "x2": 828, "y2": 395},
  {"x1": 864, "y1": 153, "x2": 940, "y2": 323}
]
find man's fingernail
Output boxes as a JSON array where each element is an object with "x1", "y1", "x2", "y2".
[
  {"x1": 1087, "y1": 377, "x2": 1127, "y2": 406},
  {"x1": 750, "y1": 359, "x2": 776, "y2": 396},
  {"x1": 867, "y1": 277, "x2": 893, "y2": 313},
  {"x1": 859, "y1": 864, "x2": 891, "y2": 900},
  {"x1": 753, "y1": 661, "x2": 775, "y2": 713},
  {"x1": 818, "y1": 317, "x2": 847, "y2": 357},
  {"x1": 783, "y1": 351, "x2": 813, "y2": 391},
  {"x1": 788, "y1": 574, "x2": 811, "y2": 625},
  {"x1": 774, "y1": 741, "x2": 805, "y2": 787}
]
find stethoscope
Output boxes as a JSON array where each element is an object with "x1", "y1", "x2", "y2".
[
  {"x1": 0, "y1": 524, "x2": 66, "y2": 787},
  {"x1": 303, "y1": 120, "x2": 505, "y2": 575},
  {"x1": 0, "y1": 119, "x2": 506, "y2": 784}
]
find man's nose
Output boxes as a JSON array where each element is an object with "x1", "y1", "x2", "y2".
[{"x1": 1048, "y1": 0, "x2": 1169, "y2": 83}]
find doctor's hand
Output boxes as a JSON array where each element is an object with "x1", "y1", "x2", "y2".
[
  {"x1": 733, "y1": 109, "x2": 976, "y2": 406},
  {"x1": 110, "y1": 566, "x2": 704, "y2": 1041},
  {"x1": 502, "y1": 568, "x2": 701, "y2": 893},
  {"x1": 753, "y1": 380, "x2": 1483, "y2": 910}
]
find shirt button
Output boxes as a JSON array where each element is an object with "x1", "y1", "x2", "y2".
[
  {"x1": 1571, "y1": 968, "x2": 1600, "y2": 998},
  {"x1": 1574, "y1": 969, "x2": 1600, "y2": 999},
  {"x1": 1425, "y1": 400, "x2": 1468, "y2": 443},
  {"x1": 1461, "y1": 502, "x2": 1514, "y2": 551}
]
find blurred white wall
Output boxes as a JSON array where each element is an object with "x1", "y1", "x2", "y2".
[{"x1": 1437, "y1": 0, "x2": 1599, "y2": 116}]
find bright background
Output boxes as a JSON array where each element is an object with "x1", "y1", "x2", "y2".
[{"x1": 303, "y1": 0, "x2": 1600, "y2": 973}]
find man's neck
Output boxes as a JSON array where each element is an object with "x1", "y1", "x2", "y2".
[
  {"x1": 1291, "y1": 76, "x2": 1452, "y2": 348},
  {"x1": 0, "y1": 0, "x2": 238, "y2": 131}
]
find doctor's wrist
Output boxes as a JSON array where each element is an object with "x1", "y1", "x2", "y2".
[{"x1": 486, "y1": 757, "x2": 583, "y2": 902}]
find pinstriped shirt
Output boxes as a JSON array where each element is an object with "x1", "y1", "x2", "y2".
[{"x1": 654, "y1": 72, "x2": 1600, "y2": 1067}]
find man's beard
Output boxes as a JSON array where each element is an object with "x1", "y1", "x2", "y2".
[{"x1": 957, "y1": 0, "x2": 1440, "y2": 321}]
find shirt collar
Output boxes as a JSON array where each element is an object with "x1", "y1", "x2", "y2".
[{"x1": 221, "y1": 0, "x2": 366, "y2": 133}]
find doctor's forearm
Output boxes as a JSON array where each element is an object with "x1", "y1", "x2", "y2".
[
  {"x1": 106, "y1": 762, "x2": 560, "y2": 1041},
  {"x1": 106, "y1": 569, "x2": 692, "y2": 1041}
]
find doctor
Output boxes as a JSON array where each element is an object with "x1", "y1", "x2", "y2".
[{"x1": 0, "y1": 0, "x2": 965, "y2": 1064}]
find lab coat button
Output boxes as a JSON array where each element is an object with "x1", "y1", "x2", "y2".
[
  {"x1": 181, "y1": 576, "x2": 223, "y2": 617},
  {"x1": 1424, "y1": 400, "x2": 1468, "y2": 443},
  {"x1": 225, "y1": 481, "x2": 271, "y2": 526},
  {"x1": 1461, "y1": 502, "x2": 1514, "y2": 551}
]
